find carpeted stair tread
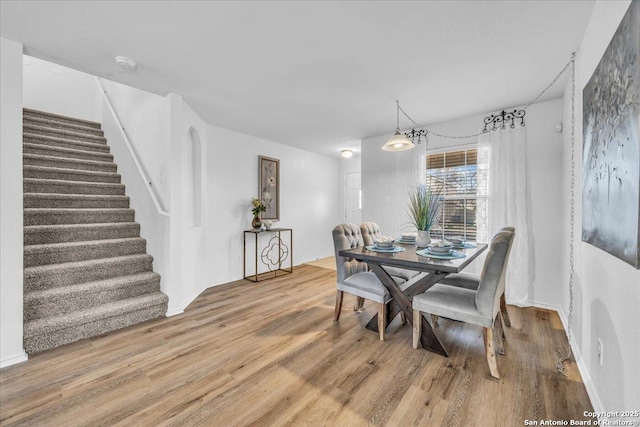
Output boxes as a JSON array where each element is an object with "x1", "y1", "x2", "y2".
[
  {"x1": 24, "y1": 237, "x2": 147, "y2": 267},
  {"x1": 24, "y1": 272, "x2": 161, "y2": 321},
  {"x1": 24, "y1": 300, "x2": 168, "y2": 354},
  {"x1": 24, "y1": 153, "x2": 117, "y2": 173},
  {"x1": 23, "y1": 165, "x2": 122, "y2": 184},
  {"x1": 24, "y1": 222, "x2": 141, "y2": 245},
  {"x1": 24, "y1": 254, "x2": 154, "y2": 291},
  {"x1": 24, "y1": 178, "x2": 125, "y2": 195},
  {"x1": 24, "y1": 193, "x2": 130, "y2": 209},
  {"x1": 24, "y1": 116, "x2": 104, "y2": 136},
  {"x1": 23, "y1": 123, "x2": 107, "y2": 144},
  {"x1": 24, "y1": 208, "x2": 135, "y2": 225},
  {"x1": 23, "y1": 108, "x2": 102, "y2": 129},
  {"x1": 24, "y1": 133, "x2": 111, "y2": 153},
  {"x1": 24, "y1": 142, "x2": 113, "y2": 162}
]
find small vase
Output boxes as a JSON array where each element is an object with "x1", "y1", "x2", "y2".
[
  {"x1": 252, "y1": 215, "x2": 262, "y2": 229},
  {"x1": 417, "y1": 230, "x2": 431, "y2": 248}
]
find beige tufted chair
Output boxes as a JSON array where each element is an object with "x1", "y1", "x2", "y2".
[{"x1": 332, "y1": 223, "x2": 407, "y2": 340}]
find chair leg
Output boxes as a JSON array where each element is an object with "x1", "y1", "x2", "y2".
[
  {"x1": 500, "y1": 294, "x2": 511, "y2": 327},
  {"x1": 354, "y1": 296, "x2": 365, "y2": 311},
  {"x1": 412, "y1": 310, "x2": 422, "y2": 349},
  {"x1": 495, "y1": 315, "x2": 506, "y2": 355},
  {"x1": 483, "y1": 327, "x2": 500, "y2": 379},
  {"x1": 334, "y1": 291, "x2": 344, "y2": 321},
  {"x1": 400, "y1": 311, "x2": 407, "y2": 326},
  {"x1": 431, "y1": 314, "x2": 439, "y2": 328},
  {"x1": 378, "y1": 303, "x2": 386, "y2": 341}
]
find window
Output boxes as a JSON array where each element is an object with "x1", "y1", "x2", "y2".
[{"x1": 426, "y1": 148, "x2": 484, "y2": 241}]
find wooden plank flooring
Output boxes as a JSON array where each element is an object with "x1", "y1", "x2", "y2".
[{"x1": 0, "y1": 264, "x2": 593, "y2": 426}]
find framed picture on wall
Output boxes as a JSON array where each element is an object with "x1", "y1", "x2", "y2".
[{"x1": 259, "y1": 156, "x2": 280, "y2": 220}]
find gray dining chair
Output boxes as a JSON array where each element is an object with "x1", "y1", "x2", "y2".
[
  {"x1": 434, "y1": 226, "x2": 515, "y2": 328},
  {"x1": 360, "y1": 222, "x2": 423, "y2": 282},
  {"x1": 332, "y1": 223, "x2": 407, "y2": 340},
  {"x1": 411, "y1": 228, "x2": 515, "y2": 378}
]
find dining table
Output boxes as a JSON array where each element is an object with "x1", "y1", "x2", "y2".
[{"x1": 338, "y1": 241, "x2": 487, "y2": 357}]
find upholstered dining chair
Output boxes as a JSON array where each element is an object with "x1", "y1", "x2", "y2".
[
  {"x1": 360, "y1": 222, "x2": 423, "y2": 283},
  {"x1": 332, "y1": 223, "x2": 407, "y2": 340},
  {"x1": 434, "y1": 226, "x2": 515, "y2": 328},
  {"x1": 411, "y1": 228, "x2": 515, "y2": 378}
]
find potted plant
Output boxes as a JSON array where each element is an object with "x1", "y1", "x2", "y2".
[
  {"x1": 251, "y1": 197, "x2": 267, "y2": 229},
  {"x1": 407, "y1": 184, "x2": 443, "y2": 247}
]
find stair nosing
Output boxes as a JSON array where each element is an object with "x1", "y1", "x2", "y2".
[
  {"x1": 24, "y1": 193, "x2": 129, "y2": 200},
  {"x1": 24, "y1": 222, "x2": 140, "y2": 231},
  {"x1": 23, "y1": 124, "x2": 106, "y2": 142},
  {"x1": 24, "y1": 133, "x2": 110, "y2": 151},
  {"x1": 23, "y1": 108, "x2": 102, "y2": 128},
  {"x1": 23, "y1": 143, "x2": 113, "y2": 158},
  {"x1": 24, "y1": 178, "x2": 124, "y2": 188},
  {"x1": 24, "y1": 253, "x2": 153, "y2": 274},
  {"x1": 23, "y1": 165, "x2": 120, "y2": 178},
  {"x1": 24, "y1": 272, "x2": 161, "y2": 301},
  {"x1": 24, "y1": 237, "x2": 146, "y2": 253},
  {"x1": 23, "y1": 116, "x2": 104, "y2": 134},
  {"x1": 23, "y1": 153, "x2": 116, "y2": 168}
]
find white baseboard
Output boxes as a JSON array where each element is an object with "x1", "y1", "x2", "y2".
[
  {"x1": 0, "y1": 350, "x2": 28, "y2": 369},
  {"x1": 529, "y1": 300, "x2": 603, "y2": 413}
]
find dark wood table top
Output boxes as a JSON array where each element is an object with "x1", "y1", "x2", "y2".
[{"x1": 339, "y1": 242, "x2": 488, "y2": 273}]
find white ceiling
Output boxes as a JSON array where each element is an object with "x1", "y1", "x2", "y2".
[{"x1": 1, "y1": 1, "x2": 594, "y2": 157}]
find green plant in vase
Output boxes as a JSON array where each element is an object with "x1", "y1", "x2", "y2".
[{"x1": 407, "y1": 184, "x2": 443, "y2": 247}]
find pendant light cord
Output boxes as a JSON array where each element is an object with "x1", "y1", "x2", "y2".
[
  {"x1": 397, "y1": 54, "x2": 575, "y2": 139},
  {"x1": 556, "y1": 51, "x2": 576, "y2": 377}
]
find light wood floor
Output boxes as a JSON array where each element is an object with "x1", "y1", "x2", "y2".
[{"x1": 0, "y1": 264, "x2": 592, "y2": 426}]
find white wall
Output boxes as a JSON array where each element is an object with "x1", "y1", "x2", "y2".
[
  {"x1": 362, "y1": 98, "x2": 565, "y2": 298},
  {"x1": 23, "y1": 55, "x2": 102, "y2": 123},
  {"x1": 202, "y1": 120, "x2": 341, "y2": 286},
  {"x1": 338, "y1": 149, "x2": 362, "y2": 224},
  {"x1": 0, "y1": 37, "x2": 27, "y2": 367},
  {"x1": 560, "y1": 0, "x2": 639, "y2": 412}
]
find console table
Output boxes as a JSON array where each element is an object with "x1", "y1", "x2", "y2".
[{"x1": 243, "y1": 228, "x2": 293, "y2": 282}]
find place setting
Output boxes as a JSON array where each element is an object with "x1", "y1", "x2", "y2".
[
  {"x1": 365, "y1": 236, "x2": 406, "y2": 253},
  {"x1": 416, "y1": 239, "x2": 466, "y2": 259},
  {"x1": 396, "y1": 232, "x2": 418, "y2": 245}
]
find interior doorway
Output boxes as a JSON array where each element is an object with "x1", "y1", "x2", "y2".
[{"x1": 344, "y1": 172, "x2": 362, "y2": 225}]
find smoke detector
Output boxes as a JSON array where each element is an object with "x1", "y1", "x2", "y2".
[{"x1": 115, "y1": 56, "x2": 137, "y2": 70}]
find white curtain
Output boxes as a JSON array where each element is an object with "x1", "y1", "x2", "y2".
[{"x1": 477, "y1": 126, "x2": 533, "y2": 306}]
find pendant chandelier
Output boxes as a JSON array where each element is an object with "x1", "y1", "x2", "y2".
[{"x1": 381, "y1": 101, "x2": 415, "y2": 151}]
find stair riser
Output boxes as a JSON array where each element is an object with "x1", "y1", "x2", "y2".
[
  {"x1": 24, "y1": 224, "x2": 140, "y2": 245},
  {"x1": 25, "y1": 239, "x2": 147, "y2": 267},
  {"x1": 25, "y1": 278, "x2": 161, "y2": 321},
  {"x1": 24, "y1": 118, "x2": 104, "y2": 136},
  {"x1": 24, "y1": 144, "x2": 113, "y2": 163},
  {"x1": 24, "y1": 302, "x2": 167, "y2": 354},
  {"x1": 24, "y1": 195, "x2": 130, "y2": 209},
  {"x1": 25, "y1": 210, "x2": 135, "y2": 226},
  {"x1": 24, "y1": 168, "x2": 121, "y2": 184},
  {"x1": 24, "y1": 126, "x2": 106, "y2": 145},
  {"x1": 24, "y1": 156, "x2": 117, "y2": 173},
  {"x1": 25, "y1": 257, "x2": 154, "y2": 291},
  {"x1": 23, "y1": 110, "x2": 102, "y2": 129},
  {"x1": 24, "y1": 134, "x2": 110, "y2": 153},
  {"x1": 24, "y1": 180, "x2": 125, "y2": 196}
]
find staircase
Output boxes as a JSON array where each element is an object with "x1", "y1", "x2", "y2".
[{"x1": 22, "y1": 108, "x2": 169, "y2": 354}]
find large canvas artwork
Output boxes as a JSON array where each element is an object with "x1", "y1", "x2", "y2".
[
  {"x1": 259, "y1": 156, "x2": 280, "y2": 220},
  {"x1": 582, "y1": 1, "x2": 640, "y2": 269}
]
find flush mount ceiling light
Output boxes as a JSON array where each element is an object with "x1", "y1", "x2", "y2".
[
  {"x1": 381, "y1": 100, "x2": 415, "y2": 152},
  {"x1": 341, "y1": 149, "x2": 353, "y2": 158},
  {"x1": 115, "y1": 55, "x2": 137, "y2": 70}
]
